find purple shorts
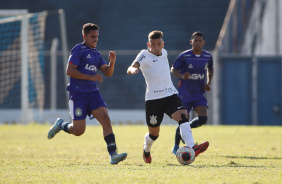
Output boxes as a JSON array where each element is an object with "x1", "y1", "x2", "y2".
[
  {"x1": 68, "y1": 90, "x2": 107, "y2": 120},
  {"x1": 182, "y1": 96, "x2": 208, "y2": 113}
]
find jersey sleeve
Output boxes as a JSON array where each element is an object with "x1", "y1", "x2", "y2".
[
  {"x1": 134, "y1": 50, "x2": 147, "y2": 66},
  {"x1": 68, "y1": 47, "x2": 81, "y2": 66},
  {"x1": 172, "y1": 54, "x2": 183, "y2": 70},
  {"x1": 208, "y1": 55, "x2": 213, "y2": 70},
  {"x1": 97, "y1": 52, "x2": 107, "y2": 69}
]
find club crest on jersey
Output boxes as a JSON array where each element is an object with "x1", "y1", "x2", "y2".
[
  {"x1": 150, "y1": 115, "x2": 157, "y2": 125},
  {"x1": 85, "y1": 64, "x2": 97, "y2": 71},
  {"x1": 75, "y1": 107, "x2": 82, "y2": 116}
]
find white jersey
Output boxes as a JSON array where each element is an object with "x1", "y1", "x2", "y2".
[{"x1": 134, "y1": 49, "x2": 178, "y2": 101}]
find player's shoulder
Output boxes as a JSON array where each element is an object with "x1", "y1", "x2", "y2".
[
  {"x1": 179, "y1": 49, "x2": 193, "y2": 57},
  {"x1": 135, "y1": 49, "x2": 149, "y2": 63},
  {"x1": 139, "y1": 49, "x2": 149, "y2": 55},
  {"x1": 202, "y1": 50, "x2": 213, "y2": 58},
  {"x1": 162, "y1": 48, "x2": 168, "y2": 55},
  {"x1": 70, "y1": 43, "x2": 87, "y2": 53}
]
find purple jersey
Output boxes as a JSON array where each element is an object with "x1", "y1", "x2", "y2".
[
  {"x1": 66, "y1": 43, "x2": 106, "y2": 92},
  {"x1": 172, "y1": 49, "x2": 213, "y2": 102}
]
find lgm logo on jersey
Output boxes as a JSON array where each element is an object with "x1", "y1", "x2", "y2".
[
  {"x1": 189, "y1": 74, "x2": 204, "y2": 80},
  {"x1": 85, "y1": 64, "x2": 97, "y2": 71}
]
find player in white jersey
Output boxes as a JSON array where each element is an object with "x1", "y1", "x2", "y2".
[{"x1": 127, "y1": 30, "x2": 209, "y2": 164}]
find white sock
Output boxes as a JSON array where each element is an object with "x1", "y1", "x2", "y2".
[
  {"x1": 143, "y1": 133, "x2": 154, "y2": 152},
  {"x1": 179, "y1": 122, "x2": 195, "y2": 148}
]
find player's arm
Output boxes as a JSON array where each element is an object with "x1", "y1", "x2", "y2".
[
  {"x1": 66, "y1": 63, "x2": 103, "y2": 82},
  {"x1": 171, "y1": 67, "x2": 190, "y2": 79},
  {"x1": 99, "y1": 51, "x2": 116, "y2": 77},
  {"x1": 204, "y1": 68, "x2": 214, "y2": 91},
  {"x1": 127, "y1": 61, "x2": 140, "y2": 75},
  {"x1": 207, "y1": 68, "x2": 213, "y2": 85}
]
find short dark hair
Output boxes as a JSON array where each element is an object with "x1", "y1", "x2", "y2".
[
  {"x1": 148, "y1": 30, "x2": 163, "y2": 41},
  {"x1": 82, "y1": 23, "x2": 99, "y2": 35},
  {"x1": 191, "y1": 31, "x2": 205, "y2": 40}
]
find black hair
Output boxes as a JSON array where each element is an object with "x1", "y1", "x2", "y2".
[
  {"x1": 191, "y1": 31, "x2": 205, "y2": 40},
  {"x1": 82, "y1": 23, "x2": 99, "y2": 35}
]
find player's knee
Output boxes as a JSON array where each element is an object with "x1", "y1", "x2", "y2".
[
  {"x1": 178, "y1": 114, "x2": 189, "y2": 125},
  {"x1": 198, "y1": 116, "x2": 207, "y2": 125},
  {"x1": 149, "y1": 134, "x2": 159, "y2": 141},
  {"x1": 73, "y1": 128, "x2": 85, "y2": 136},
  {"x1": 191, "y1": 116, "x2": 207, "y2": 128}
]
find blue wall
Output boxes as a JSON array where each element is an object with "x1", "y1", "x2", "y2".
[{"x1": 220, "y1": 56, "x2": 282, "y2": 125}]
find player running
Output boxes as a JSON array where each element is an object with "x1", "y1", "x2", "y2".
[
  {"x1": 47, "y1": 23, "x2": 127, "y2": 164},
  {"x1": 127, "y1": 30, "x2": 209, "y2": 164},
  {"x1": 171, "y1": 31, "x2": 214, "y2": 155}
]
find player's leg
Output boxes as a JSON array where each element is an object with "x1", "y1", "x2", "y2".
[
  {"x1": 171, "y1": 109, "x2": 195, "y2": 148},
  {"x1": 47, "y1": 95, "x2": 87, "y2": 139},
  {"x1": 171, "y1": 102, "x2": 192, "y2": 155},
  {"x1": 172, "y1": 110, "x2": 209, "y2": 157},
  {"x1": 65, "y1": 95, "x2": 87, "y2": 136},
  {"x1": 90, "y1": 92, "x2": 127, "y2": 164},
  {"x1": 171, "y1": 126, "x2": 181, "y2": 155},
  {"x1": 143, "y1": 99, "x2": 164, "y2": 163},
  {"x1": 190, "y1": 106, "x2": 208, "y2": 128},
  {"x1": 189, "y1": 98, "x2": 208, "y2": 128},
  {"x1": 92, "y1": 107, "x2": 113, "y2": 137},
  {"x1": 167, "y1": 95, "x2": 209, "y2": 157}
]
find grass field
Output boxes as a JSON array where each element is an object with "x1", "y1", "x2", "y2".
[{"x1": 0, "y1": 124, "x2": 281, "y2": 184}]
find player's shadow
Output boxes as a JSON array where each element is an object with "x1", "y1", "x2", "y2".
[
  {"x1": 165, "y1": 155, "x2": 282, "y2": 167},
  {"x1": 220, "y1": 155, "x2": 282, "y2": 160}
]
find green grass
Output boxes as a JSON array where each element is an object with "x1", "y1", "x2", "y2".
[{"x1": 0, "y1": 124, "x2": 281, "y2": 184}]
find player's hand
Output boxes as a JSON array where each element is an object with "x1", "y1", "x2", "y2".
[
  {"x1": 108, "y1": 51, "x2": 116, "y2": 62},
  {"x1": 91, "y1": 73, "x2": 103, "y2": 82},
  {"x1": 182, "y1": 72, "x2": 191, "y2": 80},
  {"x1": 129, "y1": 67, "x2": 140, "y2": 75},
  {"x1": 204, "y1": 84, "x2": 211, "y2": 91}
]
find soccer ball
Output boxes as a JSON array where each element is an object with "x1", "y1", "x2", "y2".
[{"x1": 176, "y1": 146, "x2": 195, "y2": 165}]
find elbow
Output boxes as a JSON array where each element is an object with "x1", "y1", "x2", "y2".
[
  {"x1": 105, "y1": 72, "x2": 113, "y2": 77},
  {"x1": 66, "y1": 69, "x2": 72, "y2": 76}
]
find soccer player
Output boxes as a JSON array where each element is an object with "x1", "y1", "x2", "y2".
[
  {"x1": 47, "y1": 23, "x2": 127, "y2": 165},
  {"x1": 127, "y1": 30, "x2": 209, "y2": 164},
  {"x1": 171, "y1": 31, "x2": 214, "y2": 155}
]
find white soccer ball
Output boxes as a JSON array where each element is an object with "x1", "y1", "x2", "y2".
[{"x1": 176, "y1": 146, "x2": 195, "y2": 165}]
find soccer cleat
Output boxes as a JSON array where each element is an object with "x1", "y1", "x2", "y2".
[
  {"x1": 143, "y1": 150, "x2": 152, "y2": 164},
  {"x1": 171, "y1": 145, "x2": 179, "y2": 155},
  {"x1": 193, "y1": 141, "x2": 209, "y2": 157},
  {"x1": 110, "y1": 152, "x2": 127, "y2": 164},
  {"x1": 47, "y1": 118, "x2": 64, "y2": 139}
]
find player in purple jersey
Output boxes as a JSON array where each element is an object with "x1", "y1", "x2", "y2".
[
  {"x1": 171, "y1": 31, "x2": 214, "y2": 155},
  {"x1": 47, "y1": 23, "x2": 127, "y2": 164}
]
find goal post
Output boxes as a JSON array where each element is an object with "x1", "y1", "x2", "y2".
[{"x1": 0, "y1": 10, "x2": 47, "y2": 124}]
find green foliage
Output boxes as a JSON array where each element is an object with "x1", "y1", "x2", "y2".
[{"x1": 0, "y1": 124, "x2": 281, "y2": 184}]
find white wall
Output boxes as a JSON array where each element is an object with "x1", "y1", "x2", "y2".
[
  {"x1": 0, "y1": 109, "x2": 176, "y2": 125},
  {"x1": 241, "y1": 0, "x2": 282, "y2": 55}
]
